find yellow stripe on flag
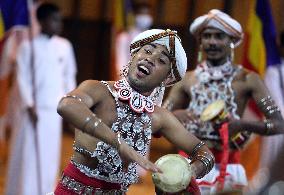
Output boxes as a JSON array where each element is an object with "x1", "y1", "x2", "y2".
[
  {"x1": 247, "y1": 0, "x2": 266, "y2": 77},
  {"x1": 0, "y1": 10, "x2": 5, "y2": 40},
  {"x1": 114, "y1": 0, "x2": 125, "y2": 32}
]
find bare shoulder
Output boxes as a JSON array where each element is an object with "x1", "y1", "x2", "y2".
[
  {"x1": 78, "y1": 80, "x2": 104, "y2": 91},
  {"x1": 243, "y1": 69, "x2": 263, "y2": 85},
  {"x1": 184, "y1": 70, "x2": 195, "y2": 83},
  {"x1": 77, "y1": 80, "x2": 114, "y2": 100},
  {"x1": 237, "y1": 68, "x2": 267, "y2": 94}
]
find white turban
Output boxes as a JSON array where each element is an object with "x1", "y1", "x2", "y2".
[
  {"x1": 190, "y1": 9, "x2": 243, "y2": 47},
  {"x1": 130, "y1": 29, "x2": 187, "y2": 86}
]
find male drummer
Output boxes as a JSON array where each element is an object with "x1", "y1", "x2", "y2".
[{"x1": 163, "y1": 9, "x2": 284, "y2": 194}]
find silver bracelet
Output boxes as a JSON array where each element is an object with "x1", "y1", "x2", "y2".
[
  {"x1": 82, "y1": 114, "x2": 102, "y2": 132},
  {"x1": 82, "y1": 116, "x2": 92, "y2": 130},
  {"x1": 189, "y1": 141, "x2": 205, "y2": 160},
  {"x1": 93, "y1": 117, "x2": 102, "y2": 128},
  {"x1": 264, "y1": 119, "x2": 275, "y2": 134},
  {"x1": 62, "y1": 94, "x2": 83, "y2": 102},
  {"x1": 114, "y1": 132, "x2": 122, "y2": 150},
  {"x1": 190, "y1": 150, "x2": 215, "y2": 179}
]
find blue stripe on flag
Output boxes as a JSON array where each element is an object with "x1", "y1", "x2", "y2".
[
  {"x1": 0, "y1": 0, "x2": 29, "y2": 31},
  {"x1": 256, "y1": 0, "x2": 281, "y2": 66}
]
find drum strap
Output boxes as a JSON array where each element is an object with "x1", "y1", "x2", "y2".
[{"x1": 216, "y1": 122, "x2": 229, "y2": 191}]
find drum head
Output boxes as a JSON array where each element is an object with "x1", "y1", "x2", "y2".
[
  {"x1": 152, "y1": 154, "x2": 192, "y2": 193},
  {"x1": 201, "y1": 100, "x2": 225, "y2": 122}
]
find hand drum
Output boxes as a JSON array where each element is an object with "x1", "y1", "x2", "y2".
[
  {"x1": 152, "y1": 154, "x2": 192, "y2": 193},
  {"x1": 201, "y1": 100, "x2": 251, "y2": 149}
]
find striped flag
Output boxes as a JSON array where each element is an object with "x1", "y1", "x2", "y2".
[
  {"x1": 241, "y1": 0, "x2": 283, "y2": 179},
  {"x1": 242, "y1": 0, "x2": 281, "y2": 76},
  {"x1": 256, "y1": 0, "x2": 284, "y2": 170}
]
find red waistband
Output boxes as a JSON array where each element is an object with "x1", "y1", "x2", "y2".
[
  {"x1": 62, "y1": 162, "x2": 121, "y2": 190},
  {"x1": 179, "y1": 149, "x2": 240, "y2": 164}
]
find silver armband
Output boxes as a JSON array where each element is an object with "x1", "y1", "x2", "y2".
[
  {"x1": 258, "y1": 96, "x2": 273, "y2": 106},
  {"x1": 257, "y1": 96, "x2": 281, "y2": 116},
  {"x1": 114, "y1": 132, "x2": 122, "y2": 150}
]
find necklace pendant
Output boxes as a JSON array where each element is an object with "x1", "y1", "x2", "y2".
[
  {"x1": 212, "y1": 70, "x2": 223, "y2": 80},
  {"x1": 114, "y1": 79, "x2": 155, "y2": 113}
]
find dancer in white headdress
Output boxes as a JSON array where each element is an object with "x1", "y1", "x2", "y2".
[{"x1": 53, "y1": 29, "x2": 214, "y2": 194}]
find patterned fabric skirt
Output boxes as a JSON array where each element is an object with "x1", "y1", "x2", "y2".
[{"x1": 54, "y1": 162, "x2": 125, "y2": 195}]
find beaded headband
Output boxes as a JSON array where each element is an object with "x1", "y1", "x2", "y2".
[{"x1": 130, "y1": 29, "x2": 182, "y2": 83}]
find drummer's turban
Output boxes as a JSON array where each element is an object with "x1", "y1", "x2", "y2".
[{"x1": 189, "y1": 9, "x2": 243, "y2": 47}]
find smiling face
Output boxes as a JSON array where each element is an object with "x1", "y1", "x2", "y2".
[
  {"x1": 200, "y1": 27, "x2": 232, "y2": 66},
  {"x1": 127, "y1": 43, "x2": 171, "y2": 95}
]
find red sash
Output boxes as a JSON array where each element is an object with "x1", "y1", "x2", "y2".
[{"x1": 54, "y1": 162, "x2": 121, "y2": 194}]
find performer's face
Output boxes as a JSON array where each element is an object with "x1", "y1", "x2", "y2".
[
  {"x1": 200, "y1": 27, "x2": 232, "y2": 65},
  {"x1": 127, "y1": 43, "x2": 171, "y2": 94}
]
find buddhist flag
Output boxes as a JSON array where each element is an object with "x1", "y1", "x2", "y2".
[
  {"x1": 241, "y1": 0, "x2": 282, "y2": 178},
  {"x1": 243, "y1": 0, "x2": 281, "y2": 76}
]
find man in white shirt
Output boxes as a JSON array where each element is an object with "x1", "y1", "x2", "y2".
[
  {"x1": 115, "y1": 2, "x2": 153, "y2": 79},
  {"x1": 5, "y1": 3, "x2": 77, "y2": 195}
]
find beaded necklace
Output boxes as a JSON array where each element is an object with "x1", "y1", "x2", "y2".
[{"x1": 114, "y1": 79, "x2": 155, "y2": 113}]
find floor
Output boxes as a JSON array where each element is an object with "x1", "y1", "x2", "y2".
[{"x1": 0, "y1": 131, "x2": 176, "y2": 195}]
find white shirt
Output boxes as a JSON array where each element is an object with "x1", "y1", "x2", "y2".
[{"x1": 17, "y1": 34, "x2": 77, "y2": 108}]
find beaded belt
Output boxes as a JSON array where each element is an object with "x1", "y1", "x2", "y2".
[{"x1": 60, "y1": 174, "x2": 125, "y2": 195}]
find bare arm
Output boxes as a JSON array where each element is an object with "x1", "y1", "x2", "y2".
[
  {"x1": 154, "y1": 107, "x2": 214, "y2": 179},
  {"x1": 163, "y1": 73, "x2": 199, "y2": 125},
  {"x1": 57, "y1": 80, "x2": 119, "y2": 145},
  {"x1": 57, "y1": 80, "x2": 160, "y2": 172},
  {"x1": 229, "y1": 72, "x2": 284, "y2": 135},
  {"x1": 162, "y1": 73, "x2": 191, "y2": 111}
]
